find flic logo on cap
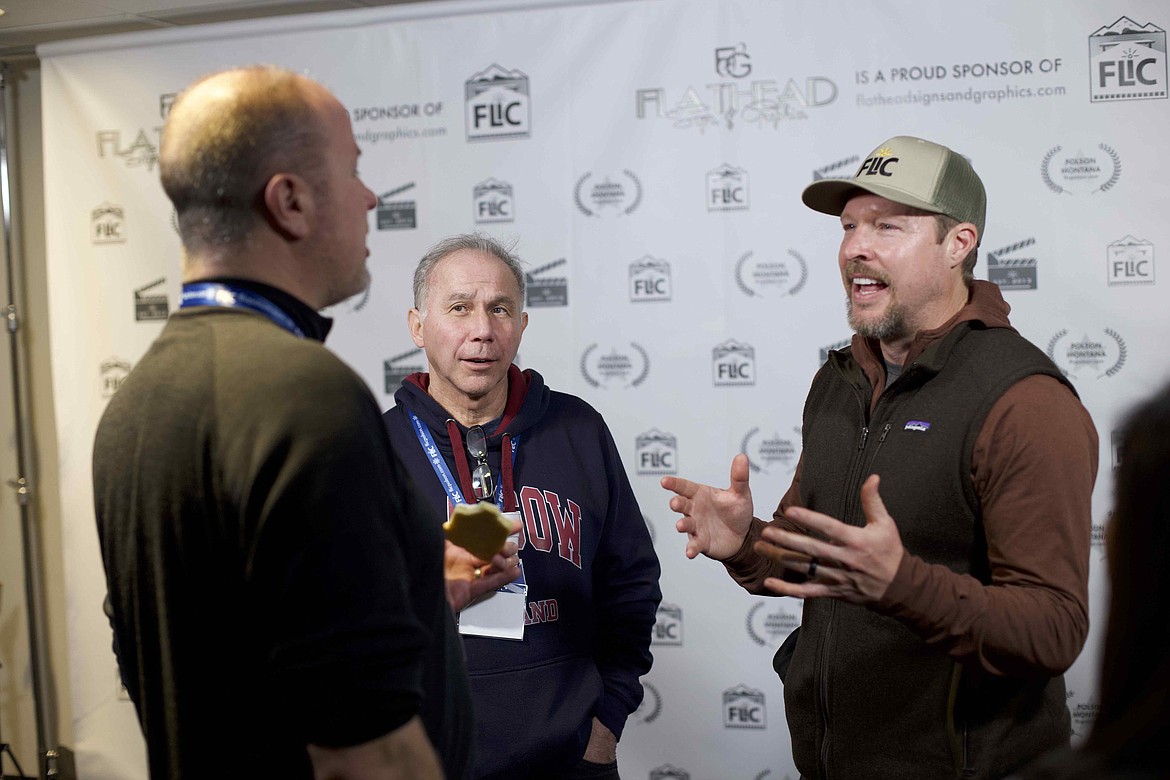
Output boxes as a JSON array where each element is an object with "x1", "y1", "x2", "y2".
[{"x1": 857, "y1": 147, "x2": 899, "y2": 177}]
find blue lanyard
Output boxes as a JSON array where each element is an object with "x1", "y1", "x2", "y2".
[
  {"x1": 180, "y1": 282, "x2": 304, "y2": 338},
  {"x1": 408, "y1": 408, "x2": 518, "y2": 509}
]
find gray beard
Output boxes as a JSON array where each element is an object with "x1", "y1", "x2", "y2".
[{"x1": 846, "y1": 297, "x2": 909, "y2": 342}]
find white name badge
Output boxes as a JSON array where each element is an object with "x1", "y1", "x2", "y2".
[{"x1": 458, "y1": 515, "x2": 527, "y2": 640}]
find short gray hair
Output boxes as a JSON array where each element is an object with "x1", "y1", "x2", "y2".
[{"x1": 413, "y1": 233, "x2": 526, "y2": 311}]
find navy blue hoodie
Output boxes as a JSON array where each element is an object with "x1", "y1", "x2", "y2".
[{"x1": 384, "y1": 366, "x2": 661, "y2": 779}]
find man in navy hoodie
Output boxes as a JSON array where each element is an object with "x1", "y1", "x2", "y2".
[{"x1": 383, "y1": 233, "x2": 662, "y2": 780}]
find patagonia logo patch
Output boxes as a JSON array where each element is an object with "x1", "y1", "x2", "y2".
[{"x1": 904, "y1": 420, "x2": 931, "y2": 432}]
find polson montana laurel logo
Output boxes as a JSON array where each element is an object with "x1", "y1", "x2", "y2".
[
  {"x1": 1089, "y1": 17, "x2": 1167, "y2": 102},
  {"x1": 740, "y1": 427, "x2": 799, "y2": 474},
  {"x1": 632, "y1": 681, "x2": 663, "y2": 724},
  {"x1": 1041, "y1": 143, "x2": 1121, "y2": 195},
  {"x1": 1046, "y1": 328, "x2": 1127, "y2": 379},
  {"x1": 735, "y1": 250, "x2": 808, "y2": 298},
  {"x1": 630, "y1": 256, "x2": 672, "y2": 302},
  {"x1": 465, "y1": 64, "x2": 531, "y2": 141},
  {"x1": 1107, "y1": 235, "x2": 1154, "y2": 286},
  {"x1": 575, "y1": 170, "x2": 642, "y2": 217},
  {"x1": 526, "y1": 258, "x2": 568, "y2": 307},
  {"x1": 746, "y1": 600, "x2": 801, "y2": 649},
  {"x1": 580, "y1": 342, "x2": 650, "y2": 389},
  {"x1": 987, "y1": 238, "x2": 1038, "y2": 291}
]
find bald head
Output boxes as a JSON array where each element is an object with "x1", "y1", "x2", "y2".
[{"x1": 160, "y1": 66, "x2": 331, "y2": 254}]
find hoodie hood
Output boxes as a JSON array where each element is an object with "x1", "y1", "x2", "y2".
[{"x1": 393, "y1": 365, "x2": 551, "y2": 512}]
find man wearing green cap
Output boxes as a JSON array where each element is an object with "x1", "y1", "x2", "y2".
[{"x1": 663, "y1": 136, "x2": 1097, "y2": 778}]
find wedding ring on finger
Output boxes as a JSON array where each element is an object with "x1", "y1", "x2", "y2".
[
  {"x1": 808, "y1": 557, "x2": 819, "y2": 579},
  {"x1": 474, "y1": 567, "x2": 483, "y2": 580}
]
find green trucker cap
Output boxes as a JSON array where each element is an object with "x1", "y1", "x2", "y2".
[{"x1": 801, "y1": 135, "x2": 986, "y2": 244}]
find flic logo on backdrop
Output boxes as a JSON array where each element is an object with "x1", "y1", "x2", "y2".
[
  {"x1": 636, "y1": 429, "x2": 677, "y2": 475},
  {"x1": 713, "y1": 340, "x2": 756, "y2": 386},
  {"x1": 100, "y1": 357, "x2": 132, "y2": 398},
  {"x1": 650, "y1": 766, "x2": 690, "y2": 780},
  {"x1": 653, "y1": 603, "x2": 683, "y2": 646},
  {"x1": 465, "y1": 64, "x2": 531, "y2": 141},
  {"x1": 580, "y1": 343, "x2": 649, "y2": 389},
  {"x1": 1107, "y1": 236, "x2": 1154, "y2": 286},
  {"x1": 735, "y1": 250, "x2": 808, "y2": 298},
  {"x1": 723, "y1": 685, "x2": 766, "y2": 729},
  {"x1": 134, "y1": 278, "x2": 168, "y2": 322},
  {"x1": 377, "y1": 183, "x2": 417, "y2": 230},
  {"x1": 987, "y1": 238, "x2": 1038, "y2": 291},
  {"x1": 746, "y1": 601, "x2": 802, "y2": 649},
  {"x1": 707, "y1": 164, "x2": 749, "y2": 211},
  {"x1": 473, "y1": 178, "x2": 514, "y2": 224},
  {"x1": 1089, "y1": 17, "x2": 1167, "y2": 102},
  {"x1": 1041, "y1": 143, "x2": 1121, "y2": 195},
  {"x1": 1047, "y1": 328, "x2": 1127, "y2": 379},
  {"x1": 575, "y1": 170, "x2": 643, "y2": 217},
  {"x1": 384, "y1": 348, "x2": 425, "y2": 395},
  {"x1": 630, "y1": 257, "x2": 672, "y2": 302},
  {"x1": 632, "y1": 681, "x2": 663, "y2": 724},
  {"x1": 92, "y1": 203, "x2": 125, "y2": 244},
  {"x1": 526, "y1": 258, "x2": 569, "y2": 307},
  {"x1": 740, "y1": 427, "x2": 798, "y2": 474},
  {"x1": 637, "y1": 43, "x2": 837, "y2": 132}
]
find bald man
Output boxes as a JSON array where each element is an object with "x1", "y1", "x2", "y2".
[{"x1": 93, "y1": 66, "x2": 477, "y2": 779}]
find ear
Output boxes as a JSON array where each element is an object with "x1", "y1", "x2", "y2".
[
  {"x1": 520, "y1": 311, "x2": 529, "y2": 336},
  {"x1": 262, "y1": 172, "x2": 314, "y2": 240},
  {"x1": 946, "y1": 223, "x2": 978, "y2": 269},
  {"x1": 408, "y1": 308, "x2": 425, "y2": 348}
]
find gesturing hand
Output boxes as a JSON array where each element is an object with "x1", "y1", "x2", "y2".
[
  {"x1": 661, "y1": 454, "x2": 755, "y2": 561},
  {"x1": 444, "y1": 518, "x2": 523, "y2": 613}
]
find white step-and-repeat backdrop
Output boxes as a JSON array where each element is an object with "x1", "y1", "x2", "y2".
[{"x1": 39, "y1": 0, "x2": 1169, "y2": 776}]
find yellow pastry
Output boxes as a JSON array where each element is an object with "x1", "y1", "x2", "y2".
[{"x1": 443, "y1": 502, "x2": 512, "y2": 561}]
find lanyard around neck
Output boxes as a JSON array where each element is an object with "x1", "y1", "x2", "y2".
[
  {"x1": 180, "y1": 282, "x2": 304, "y2": 338},
  {"x1": 407, "y1": 408, "x2": 518, "y2": 509}
]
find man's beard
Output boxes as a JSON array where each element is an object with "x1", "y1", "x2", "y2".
[{"x1": 846, "y1": 296, "x2": 909, "y2": 342}]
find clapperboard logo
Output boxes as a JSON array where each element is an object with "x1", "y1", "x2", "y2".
[
  {"x1": 819, "y1": 337, "x2": 852, "y2": 365},
  {"x1": 707, "y1": 164, "x2": 749, "y2": 211},
  {"x1": 377, "y1": 183, "x2": 417, "y2": 230},
  {"x1": 650, "y1": 766, "x2": 690, "y2": 780},
  {"x1": 636, "y1": 429, "x2": 677, "y2": 475},
  {"x1": 1107, "y1": 235, "x2": 1155, "y2": 286},
  {"x1": 574, "y1": 170, "x2": 642, "y2": 217},
  {"x1": 100, "y1": 357, "x2": 132, "y2": 398},
  {"x1": 987, "y1": 238, "x2": 1038, "y2": 291},
  {"x1": 473, "y1": 178, "x2": 515, "y2": 223},
  {"x1": 1047, "y1": 328, "x2": 1127, "y2": 379},
  {"x1": 525, "y1": 258, "x2": 568, "y2": 307},
  {"x1": 465, "y1": 64, "x2": 531, "y2": 141},
  {"x1": 632, "y1": 681, "x2": 663, "y2": 724},
  {"x1": 652, "y1": 603, "x2": 683, "y2": 646},
  {"x1": 713, "y1": 339, "x2": 755, "y2": 386},
  {"x1": 812, "y1": 155, "x2": 860, "y2": 181},
  {"x1": 134, "y1": 278, "x2": 169, "y2": 322},
  {"x1": 723, "y1": 684, "x2": 766, "y2": 729},
  {"x1": 92, "y1": 202, "x2": 126, "y2": 244},
  {"x1": 1089, "y1": 17, "x2": 1167, "y2": 103},
  {"x1": 746, "y1": 600, "x2": 802, "y2": 649},
  {"x1": 384, "y1": 347, "x2": 425, "y2": 395},
  {"x1": 629, "y1": 256, "x2": 672, "y2": 302},
  {"x1": 740, "y1": 427, "x2": 798, "y2": 474}
]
